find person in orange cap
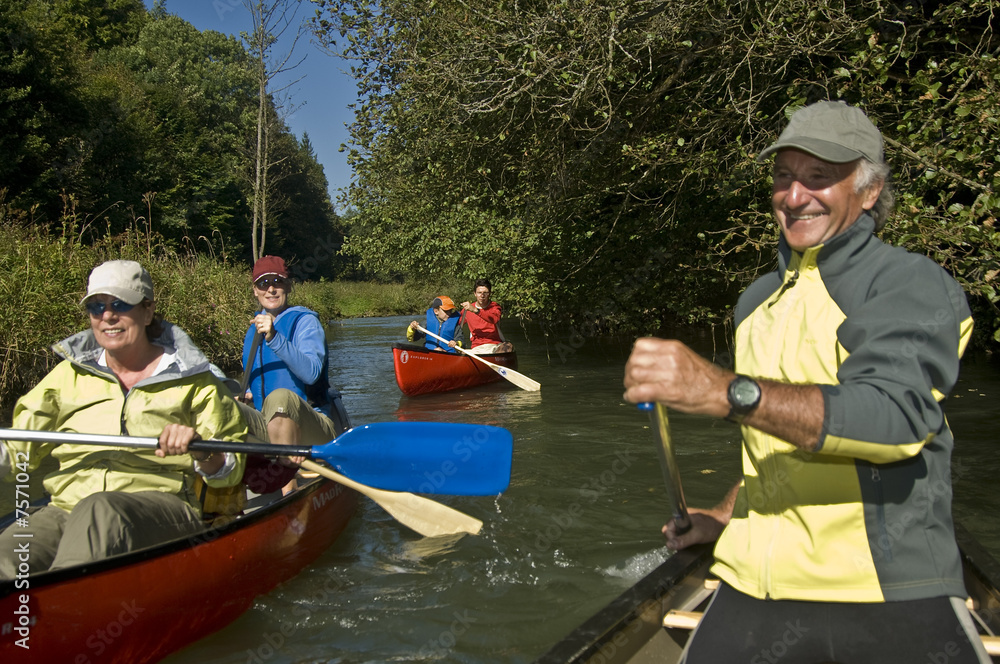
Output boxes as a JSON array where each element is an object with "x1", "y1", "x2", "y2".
[{"x1": 407, "y1": 296, "x2": 463, "y2": 353}]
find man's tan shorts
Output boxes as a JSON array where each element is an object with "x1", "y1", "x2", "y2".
[{"x1": 236, "y1": 388, "x2": 341, "y2": 445}]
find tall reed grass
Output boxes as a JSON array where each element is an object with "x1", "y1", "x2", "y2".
[{"x1": 0, "y1": 201, "x2": 253, "y2": 422}]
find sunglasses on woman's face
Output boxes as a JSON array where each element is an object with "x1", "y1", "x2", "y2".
[
  {"x1": 85, "y1": 299, "x2": 137, "y2": 317},
  {"x1": 254, "y1": 277, "x2": 287, "y2": 290}
]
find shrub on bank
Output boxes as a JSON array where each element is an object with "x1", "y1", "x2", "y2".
[{"x1": 295, "y1": 280, "x2": 469, "y2": 319}]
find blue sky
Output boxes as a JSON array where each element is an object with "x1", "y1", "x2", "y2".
[{"x1": 143, "y1": 0, "x2": 357, "y2": 208}]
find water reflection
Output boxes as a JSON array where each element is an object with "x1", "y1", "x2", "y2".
[{"x1": 393, "y1": 388, "x2": 544, "y2": 428}]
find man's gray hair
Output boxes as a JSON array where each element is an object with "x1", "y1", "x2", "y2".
[{"x1": 855, "y1": 158, "x2": 894, "y2": 231}]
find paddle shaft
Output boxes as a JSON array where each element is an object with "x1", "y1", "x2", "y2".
[
  {"x1": 415, "y1": 324, "x2": 540, "y2": 392},
  {"x1": 0, "y1": 426, "x2": 484, "y2": 536},
  {"x1": 0, "y1": 428, "x2": 312, "y2": 457},
  {"x1": 639, "y1": 402, "x2": 692, "y2": 535},
  {"x1": 240, "y1": 331, "x2": 264, "y2": 396},
  {"x1": 1, "y1": 428, "x2": 486, "y2": 536}
]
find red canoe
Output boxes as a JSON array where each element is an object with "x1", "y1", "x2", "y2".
[
  {"x1": 393, "y1": 343, "x2": 519, "y2": 396},
  {"x1": 0, "y1": 475, "x2": 357, "y2": 664}
]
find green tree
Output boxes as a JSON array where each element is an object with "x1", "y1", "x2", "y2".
[
  {"x1": 267, "y1": 132, "x2": 347, "y2": 280},
  {"x1": 314, "y1": 0, "x2": 1000, "y2": 346},
  {"x1": 104, "y1": 12, "x2": 257, "y2": 247}
]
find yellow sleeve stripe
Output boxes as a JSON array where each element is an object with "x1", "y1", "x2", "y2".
[{"x1": 821, "y1": 434, "x2": 929, "y2": 463}]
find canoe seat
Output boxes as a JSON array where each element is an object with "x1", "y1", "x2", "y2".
[{"x1": 662, "y1": 592, "x2": 1000, "y2": 657}]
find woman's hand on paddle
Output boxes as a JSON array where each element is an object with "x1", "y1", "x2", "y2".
[
  {"x1": 156, "y1": 423, "x2": 201, "y2": 457},
  {"x1": 253, "y1": 313, "x2": 276, "y2": 342},
  {"x1": 159, "y1": 423, "x2": 226, "y2": 474},
  {"x1": 623, "y1": 337, "x2": 732, "y2": 418}
]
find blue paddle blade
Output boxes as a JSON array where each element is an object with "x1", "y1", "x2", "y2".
[{"x1": 310, "y1": 422, "x2": 513, "y2": 496}]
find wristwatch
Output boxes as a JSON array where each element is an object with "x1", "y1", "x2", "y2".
[{"x1": 726, "y1": 375, "x2": 761, "y2": 424}]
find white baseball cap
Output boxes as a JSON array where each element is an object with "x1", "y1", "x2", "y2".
[{"x1": 80, "y1": 260, "x2": 155, "y2": 305}]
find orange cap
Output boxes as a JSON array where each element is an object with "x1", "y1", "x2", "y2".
[{"x1": 432, "y1": 296, "x2": 456, "y2": 311}]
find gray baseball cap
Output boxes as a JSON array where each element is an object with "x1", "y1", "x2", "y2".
[
  {"x1": 757, "y1": 101, "x2": 883, "y2": 164},
  {"x1": 81, "y1": 260, "x2": 155, "y2": 305}
]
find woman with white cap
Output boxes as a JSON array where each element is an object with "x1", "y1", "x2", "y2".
[{"x1": 0, "y1": 259, "x2": 247, "y2": 577}]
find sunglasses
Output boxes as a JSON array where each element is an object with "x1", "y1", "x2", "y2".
[
  {"x1": 85, "y1": 299, "x2": 137, "y2": 316},
  {"x1": 254, "y1": 277, "x2": 288, "y2": 290}
]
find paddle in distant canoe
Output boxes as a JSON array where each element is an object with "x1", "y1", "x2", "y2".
[{"x1": 415, "y1": 325, "x2": 541, "y2": 392}]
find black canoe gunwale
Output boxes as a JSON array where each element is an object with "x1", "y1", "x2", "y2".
[
  {"x1": 533, "y1": 543, "x2": 713, "y2": 664},
  {"x1": 535, "y1": 522, "x2": 1000, "y2": 664}
]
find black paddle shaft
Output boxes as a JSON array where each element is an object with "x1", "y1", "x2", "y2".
[{"x1": 188, "y1": 439, "x2": 314, "y2": 458}]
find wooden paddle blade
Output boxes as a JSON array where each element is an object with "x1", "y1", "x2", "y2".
[
  {"x1": 240, "y1": 331, "x2": 263, "y2": 396},
  {"x1": 310, "y1": 422, "x2": 513, "y2": 496},
  {"x1": 483, "y1": 362, "x2": 540, "y2": 391},
  {"x1": 300, "y1": 460, "x2": 482, "y2": 537}
]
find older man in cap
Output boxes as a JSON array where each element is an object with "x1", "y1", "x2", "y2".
[{"x1": 624, "y1": 101, "x2": 987, "y2": 662}]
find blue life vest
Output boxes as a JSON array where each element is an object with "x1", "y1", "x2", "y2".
[
  {"x1": 423, "y1": 308, "x2": 461, "y2": 353},
  {"x1": 243, "y1": 307, "x2": 330, "y2": 410}
]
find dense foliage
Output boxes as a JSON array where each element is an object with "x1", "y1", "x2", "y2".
[
  {"x1": 1, "y1": 0, "x2": 346, "y2": 275},
  {"x1": 313, "y1": 0, "x2": 1000, "y2": 348}
]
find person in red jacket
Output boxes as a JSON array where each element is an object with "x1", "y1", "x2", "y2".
[{"x1": 459, "y1": 279, "x2": 512, "y2": 354}]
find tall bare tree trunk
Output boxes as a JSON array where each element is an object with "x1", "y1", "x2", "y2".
[{"x1": 245, "y1": 0, "x2": 305, "y2": 261}]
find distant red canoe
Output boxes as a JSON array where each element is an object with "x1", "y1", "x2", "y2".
[{"x1": 393, "y1": 343, "x2": 518, "y2": 396}]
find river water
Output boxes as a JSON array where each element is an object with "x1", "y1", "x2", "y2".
[{"x1": 164, "y1": 315, "x2": 1000, "y2": 664}]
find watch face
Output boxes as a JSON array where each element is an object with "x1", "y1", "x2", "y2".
[{"x1": 731, "y1": 377, "x2": 761, "y2": 408}]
